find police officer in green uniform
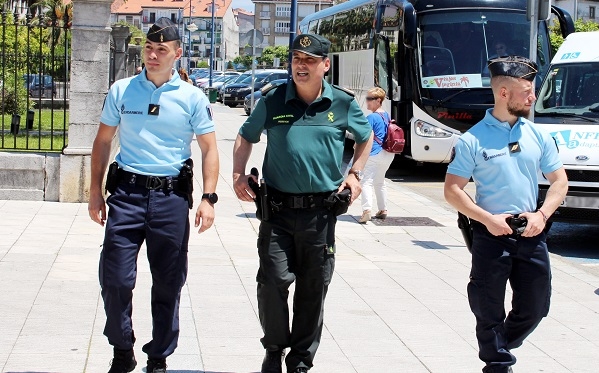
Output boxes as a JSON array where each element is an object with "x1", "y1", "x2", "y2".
[{"x1": 232, "y1": 34, "x2": 373, "y2": 373}]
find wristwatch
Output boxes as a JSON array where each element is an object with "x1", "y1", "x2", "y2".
[
  {"x1": 349, "y1": 169, "x2": 364, "y2": 181},
  {"x1": 201, "y1": 193, "x2": 218, "y2": 204}
]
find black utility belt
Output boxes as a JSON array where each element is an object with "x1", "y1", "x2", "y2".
[
  {"x1": 270, "y1": 191, "x2": 333, "y2": 209},
  {"x1": 117, "y1": 169, "x2": 182, "y2": 191}
]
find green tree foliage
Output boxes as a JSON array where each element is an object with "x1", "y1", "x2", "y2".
[
  {"x1": 196, "y1": 60, "x2": 210, "y2": 68},
  {"x1": 234, "y1": 55, "x2": 253, "y2": 69},
  {"x1": 0, "y1": 74, "x2": 28, "y2": 115},
  {"x1": 549, "y1": 19, "x2": 599, "y2": 55},
  {"x1": 115, "y1": 20, "x2": 145, "y2": 42},
  {"x1": 258, "y1": 45, "x2": 288, "y2": 67}
]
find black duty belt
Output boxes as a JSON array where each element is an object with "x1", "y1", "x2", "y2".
[
  {"x1": 117, "y1": 169, "x2": 180, "y2": 191},
  {"x1": 270, "y1": 190, "x2": 333, "y2": 209}
]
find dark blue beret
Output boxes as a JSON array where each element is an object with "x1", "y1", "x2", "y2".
[
  {"x1": 292, "y1": 34, "x2": 330, "y2": 58},
  {"x1": 147, "y1": 17, "x2": 180, "y2": 43},
  {"x1": 487, "y1": 56, "x2": 538, "y2": 81}
]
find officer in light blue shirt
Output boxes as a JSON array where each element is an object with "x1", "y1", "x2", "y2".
[
  {"x1": 88, "y1": 17, "x2": 220, "y2": 373},
  {"x1": 444, "y1": 56, "x2": 568, "y2": 373}
]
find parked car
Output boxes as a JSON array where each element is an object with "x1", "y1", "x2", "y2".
[
  {"x1": 243, "y1": 78, "x2": 288, "y2": 115},
  {"x1": 222, "y1": 70, "x2": 289, "y2": 107},
  {"x1": 195, "y1": 71, "x2": 225, "y2": 86},
  {"x1": 210, "y1": 75, "x2": 239, "y2": 90},
  {"x1": 23, "y1": 74, "x2": 56, "y2": 98},
  {"x1": 218, "y1": 71, "x2": 252, "y2": 102},
  {"x1": 198, "y1": 75, "x2": 229, "y2": 88}
]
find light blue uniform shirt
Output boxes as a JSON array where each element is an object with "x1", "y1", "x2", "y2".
[
  {"x1": 447, "y1": 109, "x2": 562, "y2": 214},
  {"x1": 101, "y1": 70, "x2": 214, "y2": 176}
]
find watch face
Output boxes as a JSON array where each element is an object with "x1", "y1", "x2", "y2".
[{"x1": 203, "y1": 193, "x2": 218, "y2": 204}]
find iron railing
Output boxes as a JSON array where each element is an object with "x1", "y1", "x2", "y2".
[{"x1": 0, "y1": 6, "x2": 71, "y2": 152}]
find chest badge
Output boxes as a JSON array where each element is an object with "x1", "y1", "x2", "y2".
[
  {"x1": 508, "y1": 141, "x2": 521, "y2": 154},
  {"x1": 327, "y1": 112, "x2": 334, "y2": 122}
]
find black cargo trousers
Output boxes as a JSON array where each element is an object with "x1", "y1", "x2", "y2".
[{"x1": 256, "y1": 205, "x2": 336, "y2": 372}]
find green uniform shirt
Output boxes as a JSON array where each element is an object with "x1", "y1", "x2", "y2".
[{"x1": 239, "y1": 79, "x2": 371, "y2": 194}]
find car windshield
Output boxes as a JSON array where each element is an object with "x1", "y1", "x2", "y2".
[{"x1": 535, "y1": 62, "x2": 599, "y2": 117}]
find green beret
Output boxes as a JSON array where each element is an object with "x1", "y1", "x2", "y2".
[
  {"x1": 487, "y1": 56, "x2": 538, "y2": 81},
  {"x1": 292, "y1": 34, "x2": 330, "y2": 58},
  {"x1": 147, "y1": 17, "x2": 180, "y2": 43}
]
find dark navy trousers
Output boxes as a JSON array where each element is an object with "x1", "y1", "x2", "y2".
[
  {"x1": 99, "y1": 183, "x2": 189, "y2": 359},
  {"x1": 256, "y1": 206, "x2": 336, "y2": 372},
  {"x1": 469, "y1": 222, "x2": 551, "y2": 373}
]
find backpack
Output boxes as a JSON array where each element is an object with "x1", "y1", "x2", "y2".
[{"x1": 374, "y1": 112, "x2": 405, "y2": 154}]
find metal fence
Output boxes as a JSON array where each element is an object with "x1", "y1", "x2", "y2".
[{"x1": 0, "y1": 6, "x2": 71, "y2": 152}]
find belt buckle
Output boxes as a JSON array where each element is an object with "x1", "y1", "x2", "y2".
[
  {"x1": 292, "y1": 196, "x2": 304, "y2": 209},
  {"x1": 145, "y1": 176, "x2": 164, "y2": 190}
]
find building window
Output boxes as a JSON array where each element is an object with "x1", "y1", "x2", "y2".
[
  {"x1": 590, "y1": 6, "x2": 595, "y2": 19},
  {"x1": 275, "y1": 21, "x2": 290, "y2": 34},
  {"x1": 276, "y1": 5, "x2": 291, "y2": 17},
  {"x1": 150, "y1": 12, "x2": 156, "y2": 23}
]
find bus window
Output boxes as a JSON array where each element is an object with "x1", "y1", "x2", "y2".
[{"x1": 374, "y1": 34, "x2": 391, "y2": 96}]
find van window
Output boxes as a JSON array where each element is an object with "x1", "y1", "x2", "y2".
[{"x1": 535, "y1": 62, "x2": 599, "y2": 116}]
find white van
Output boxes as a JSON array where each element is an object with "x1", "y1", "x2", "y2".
[{"x1": 534, "y1": 31, "x2": 599, "y2": 224}]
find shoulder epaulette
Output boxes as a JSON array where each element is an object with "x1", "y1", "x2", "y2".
[
  {"x1": 332, "y1": 84, "x2": 355, "y2": 97},
  {"x1": 261, "y1": 81, "x2": 287, "y2": 95}
]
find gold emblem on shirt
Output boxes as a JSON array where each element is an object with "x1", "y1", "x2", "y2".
[{"x1": 327, "y1": 112, "x2": 334, "y2": 122}]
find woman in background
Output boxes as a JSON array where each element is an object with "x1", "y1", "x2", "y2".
[
  {"x1": 178, "y1": 68, "x2": 193, "y2": 84},
  {"x1": 359, "y1": 87, "x2": 395, "y2": 223}
]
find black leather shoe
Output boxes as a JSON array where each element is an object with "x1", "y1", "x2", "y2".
[
  {"x1": 261, "y1": 349, "x2": 284, "y2": 373},
  {"x1": 146, "y1": 358, "x2": 167, "y2": 373},
  {"x1": 107, "y1": 348, "x2": 136, "y2": 373},
  {"x1": 291, "y1": 368, "x2": 308, "y2": 373}
]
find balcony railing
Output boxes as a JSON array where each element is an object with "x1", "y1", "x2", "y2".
[
  {"x1": 262, "y1": 27, "x2": 270, "y2": 35},
  {"x1": 260, "y1": 11, "x2": 270, "y2": 18},
  {"x1": 275, "y1": 27, "x2": 289, "y2": 34}
]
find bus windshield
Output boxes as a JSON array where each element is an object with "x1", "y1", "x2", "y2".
[{"x1": 419, "y1": 10, "x2": 550, "y2": 90}]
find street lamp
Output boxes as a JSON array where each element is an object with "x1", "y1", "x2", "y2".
[{"x1": 187, "y1": 22, "x2": 198, "y2": 73}]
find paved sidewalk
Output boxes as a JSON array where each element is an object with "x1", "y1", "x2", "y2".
[{"x1": 1, "y1": 104, "x2": 598, "y2": 373}]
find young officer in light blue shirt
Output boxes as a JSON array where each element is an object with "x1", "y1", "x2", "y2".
[
  {"x1": 89, "y1": 17, "x2": 220, "y2": 373},
  {"x1": 444, "y1": 56, "x2": 568, "y2": 373}
]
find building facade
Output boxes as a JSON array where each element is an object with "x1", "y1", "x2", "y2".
[
  {"x1": 555, "y1": 0, "x2": 599, "y2": 22},
  {"x1": 112, "y1": 0, "x2": 239, "y2": 71},
  {"x1": 251, "y1": 0, "x2": 334, "y2": 47}
]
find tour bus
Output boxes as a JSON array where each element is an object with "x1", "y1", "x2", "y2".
[
  {"x1": 534, "y1": 31, "x2": 599, "y2": 224},
  {"x1": 299, "y1": 0, "x2": 574, "y2": 163}
]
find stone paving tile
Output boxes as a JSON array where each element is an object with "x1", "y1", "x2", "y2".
[{"x1": 2, "y1": 105, "x2": 599, "y2": 373}]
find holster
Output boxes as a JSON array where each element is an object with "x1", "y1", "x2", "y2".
[
  {"x1": 177, "y1": 159, "x2": 194, "y2": 209},
  {"x1": 457, "y1": 212, "x2": 473, "y2": 253},
  {"x1": 248, "y1": 177, "x2": 264, "y2": 221},
  {"x1": 105, "y1": 161, "x2": 119, "y2": 194},
  {"x1": 324, "y1": 188, "x2": 352, "y2": 216}
]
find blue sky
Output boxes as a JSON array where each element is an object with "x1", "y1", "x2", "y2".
[{"x1": 232, "y1": 0, "x2": 255, "y2": 12}]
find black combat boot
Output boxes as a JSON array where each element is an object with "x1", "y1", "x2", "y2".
[
  {"x1": 107, "y1": 348, "x2": 136, "y2": 373},
  {"x1": 261, "y1": 349, "x2": 285, "y2": 373},
  {"x1": 146, "y1": 358, "x2": 167, "y2": 373}
]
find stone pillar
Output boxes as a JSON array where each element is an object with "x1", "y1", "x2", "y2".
[
  {"x1": 111, "y1": 25, "x2": 131, "y2": 81},
  {"x1": 59, "y1": 0, "x2": 115, "y2": 202}
]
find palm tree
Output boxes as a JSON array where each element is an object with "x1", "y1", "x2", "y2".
[{"x1": 30, "y1": 0, "x2": 72, "y2": 47}]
